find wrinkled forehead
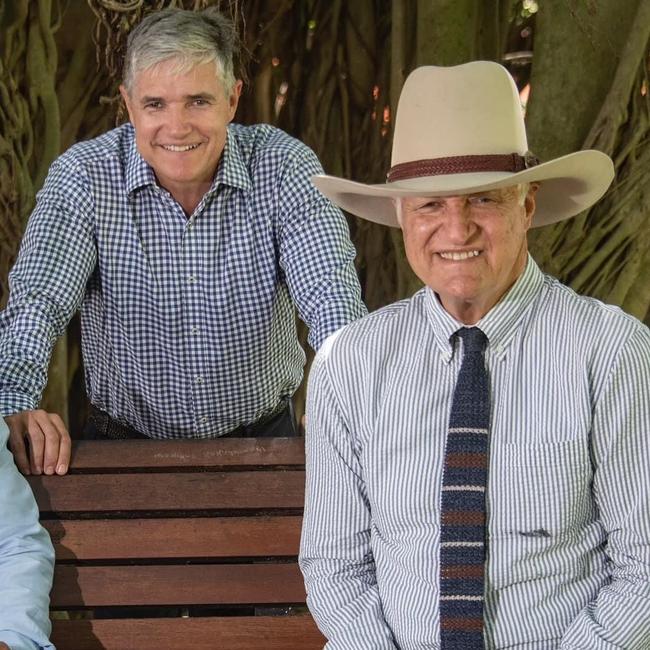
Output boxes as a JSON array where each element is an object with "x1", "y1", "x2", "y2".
[
  {"x1": 126, "y1": 58, "x2": 232, "y2": 102},
  {"x1": 399, "y1": 185, "x2": 522, "y2": 205},
  {"x1": 126, "y1": 55, "x2": 230, "y2": 98},
  {"x1": 137, "y1": 56, "x2": 221, "y2": 81}
]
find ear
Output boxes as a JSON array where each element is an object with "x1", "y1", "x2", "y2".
[
  {"x1": 227, "y1": 80, "x2": 244, "y2": 121},
  {"x1": 119, "y1": 85, "x2": 135, "y2": 124},
  {"x1": 523, "y1": 183, "x2": 539, "y2": 229}
]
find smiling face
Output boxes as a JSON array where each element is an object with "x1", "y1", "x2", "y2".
[
  {"x1": 120, "y1": 59, "x2": 242, "y2": 210},
  {"x1": 399, "y1": 185, "x2": 537, "y2": 324}
]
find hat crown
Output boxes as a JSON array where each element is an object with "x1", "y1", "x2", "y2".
[
  {"x1": 311, "y1": 61, "x2": 614, "y2": 230},
  {"x1": 391, "y1": 62, "x2": 529, "y2": 165}
]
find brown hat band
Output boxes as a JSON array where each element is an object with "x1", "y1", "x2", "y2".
[{"x1": 387, "y1": 152, "x2": 540, "y2": 182}]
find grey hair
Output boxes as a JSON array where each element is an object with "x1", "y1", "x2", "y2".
[
  {"x1": 516, "y1": 182, "x2": 531, "y2": 205},
  {"x1": 123, "y1": 7, "x2": 240, "y2": 96},
  {"x1": 394, "y1": 198, "x2": 404, "y2": 227}
]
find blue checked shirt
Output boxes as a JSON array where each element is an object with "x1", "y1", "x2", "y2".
[
  {"x1": 0, "y1": 123, "x2": 366, "y2": 437},
  {"x1": 300, "y1": 256, "x2": 650, "y2": 649}
]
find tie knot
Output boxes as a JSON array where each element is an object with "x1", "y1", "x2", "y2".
[{"x1": 455, "y1": 327, "x2": 488, "y2": 353}]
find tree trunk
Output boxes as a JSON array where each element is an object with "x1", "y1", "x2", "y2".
[
  {"x1": 526, "y1": 0, "x2": 650, "y2": 321},
  {"x1": 1, "y1": 0, "x2": 649, "y2": 424}
]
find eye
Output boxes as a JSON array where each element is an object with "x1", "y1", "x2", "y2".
[
  {"x1": 469, "y1": 195, "x2": 496, "y2": 205},
  {"x1": 416, "y1": 199, "x2": 443, "y2": 211},
  {"x1": 191, "y1": 98, "x2": 210, "y2": 107},
  {"x1": 144, "y1": 101, "x2": 163, "y2": 110},
  {"x1": 406, "y1": 197, "x2": 443, "y2": 212},
  {"x1": 402, "y1": 198, "x2": 446, "y2": 216}
]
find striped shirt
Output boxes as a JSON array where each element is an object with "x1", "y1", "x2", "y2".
[
  {"x1": 299, "y1": 256, "x2": 650, "y2": 649},
  {"x1": 0, "y1": 123, "x2": 366, "y2": 437}
]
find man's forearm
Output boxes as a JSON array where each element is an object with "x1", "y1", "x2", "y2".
[
  {"x1": 276, "y1": 146, "x2": 366, "y2": 351},
  {"x1": 560, "y1": 580, "x2": 650, "y2": 649},
  {"x1": 0, "y1": 260, "x2": 83, "y2": 415},
  {"x1": 306, "y1": 582, "x2": 398, "y2": 649},
  {"x1": 0, "y1": 631, "x2": 53, "y2": 650},
  {"x1": 0, "y1": 424, "x2": 55, "y2": 648},
  {"x1": 563, "y1": 328, "x2": 650, "y2": 649}
]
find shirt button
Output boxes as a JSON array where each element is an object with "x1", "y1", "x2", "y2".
[
  {"x1": 195, "y1": 375, "x2": 204, "y2": 385},
  {"x1": 200, "y1": 416, "x2": 208, "y2": 425},
  {"x1": 188, "y1": 275, "x2": 197, "y2": 284},
  {"x1": 190, "y1": 326, "x2": 200, "y2": 335}
]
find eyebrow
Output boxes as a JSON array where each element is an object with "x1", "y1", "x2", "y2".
[
  {"x1": 186, "y1": 93, "x2": 217, "y2": 101},
  {"x1": 139, "y1": 93, "x2": 218, "y2": 105},
  {"x1": 404, "y1": 189, "x2": 510, "y2": 206},
  {"x1": 468, "y1": 189, "x2": 504, "y2": 197}
]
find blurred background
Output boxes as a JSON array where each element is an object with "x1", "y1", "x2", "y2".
[{"x1": 1, "y1": 0, "x2": 649, "y2": 432}]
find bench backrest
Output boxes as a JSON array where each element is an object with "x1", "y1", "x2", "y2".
[{"x1": 28, "y1": 437, "x2": 325, "y2": 650}]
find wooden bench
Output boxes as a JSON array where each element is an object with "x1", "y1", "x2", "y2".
[{"x1": 28, "y1": 437, "x2": 325, "y2": 650}]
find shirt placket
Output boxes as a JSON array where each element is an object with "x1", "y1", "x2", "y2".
[{"x1": 181, "y1": 209, "x2": 211, "y2": 434}]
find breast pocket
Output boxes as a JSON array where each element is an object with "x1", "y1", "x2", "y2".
[
  {"x1": 488, "y1": 438, "x2": 598, "y2": 592},
  {"x1": 491, "y1": 438, "x2": 594, "y2": 538}
]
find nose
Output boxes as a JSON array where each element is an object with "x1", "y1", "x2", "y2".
[
  {"x1": 444, "y1": 199, "x2": 476, "y2": 242},
  {"x1": 166, "y1": 106, "x2": 192, "y2": 137}
]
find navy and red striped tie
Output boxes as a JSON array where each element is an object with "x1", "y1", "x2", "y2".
[{"x1": 440, "y1": 327, "x2": 490, "y2": 648}]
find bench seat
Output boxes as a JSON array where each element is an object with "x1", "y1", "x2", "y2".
[{"x1": 28, "y1": 437, "x2": 325, "y2": 650}]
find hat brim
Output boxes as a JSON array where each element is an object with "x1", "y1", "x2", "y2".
[{"x1": 313, "y1": 150, "x2": 614, "y2": 228}]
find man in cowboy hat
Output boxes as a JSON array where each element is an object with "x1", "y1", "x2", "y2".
[{"x1": 299, "y1": 61, "x2": 650, "y2": 648}]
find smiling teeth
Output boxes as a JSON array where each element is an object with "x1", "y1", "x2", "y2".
[
  {"x1": 162, "y1": 144, "x2": 200, "y2": 152},
  {"x1": 440, "y1": 250, "x2": 480, "y2": 261}
]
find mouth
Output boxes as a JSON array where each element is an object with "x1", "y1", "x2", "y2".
[
  {"x1": 159, "y1": 143, "x2": 202, "y2": 152},
  {"x1": 438, "y1": 250, "x2": 481, "y2": 261}
]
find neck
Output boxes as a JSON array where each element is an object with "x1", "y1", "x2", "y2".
[
  {"x1": 443, "y1": 300, "x2": 489, "y2": 326},
  {"x1": 159, "y1": 180, "x2": 212, "y2": 217}
]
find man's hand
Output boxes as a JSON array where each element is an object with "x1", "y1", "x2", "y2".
[{"x1": 5, "y1": 410, "x2": 71, "y2": 476}]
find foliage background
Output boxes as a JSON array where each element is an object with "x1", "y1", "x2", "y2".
[{"x1": 1, "y1": 0, "x2": 649, "y2": 431}]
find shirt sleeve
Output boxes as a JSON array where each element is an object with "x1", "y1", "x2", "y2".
[
  {"x1": 299, "y1": 343, "x2": 398, "y2": 648},
  {"x1": 0, "y1": 158, "x2": 97, "y2": 416},
  {"x1": 0, "y1": 419, "x2": 55, "y2": 650},
  {"x1": 275, "y1": 146, "x2": 367, "y2": 351},
  {"x1": 560, "y1": 325, "x2": 650, "y2": 649}
]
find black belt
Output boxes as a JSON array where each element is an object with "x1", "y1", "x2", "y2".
[{"x1": 84, "y1": 402, "x2": 298, "y2": 440}]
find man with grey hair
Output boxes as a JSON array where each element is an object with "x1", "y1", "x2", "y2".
[
  {"x1": 0, "y1": 7, "x2": 366, "y2": 475},
  {"x1": 299, "y1": 62, "x2": 650, "y2": 648}
]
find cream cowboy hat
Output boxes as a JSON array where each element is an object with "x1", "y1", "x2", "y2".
[{"x1": 313, "y1": 61, "x2": 614, "y2": 228}]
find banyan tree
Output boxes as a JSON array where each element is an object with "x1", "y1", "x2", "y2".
[{"x1": 1, "y1": 0, "x2": 649, "y2": 427}]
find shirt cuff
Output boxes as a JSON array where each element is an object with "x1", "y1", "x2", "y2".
[
  {"x1": 0, "y1": 629, "x2": 48, "y2": 650},
  {"x1": 0, "y1": 393, "x2": 38, "y2": 418}
]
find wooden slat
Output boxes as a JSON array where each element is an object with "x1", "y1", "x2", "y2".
[
  {"x1": 45, "y1": 516, "x2": 302, "y2": 560},
  {"x1": 51, "y1": 616, "x2": 325, "y2": 650},
  {"x1": 37, "y1": 439, "x2": 318, "y2": 646},
  {"x1": 30, "y1": 471, "x2": 305, "y2": 513},
  {"x1": 67, "y1": 438, "x2": 305, "y2": 469},
  {"x1": 51, "y1": 563, "x2": 307, "y2": 607}
]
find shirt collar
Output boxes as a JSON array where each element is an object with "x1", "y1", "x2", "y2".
[
  {"x1": 211, "y1": 127, "x2": 253, "y2": 194},
  {"x1": 124, "y1": 124, "x2": 253, "y2": 197},
  {"x1": 125, "y1": 125, "x2": 157, "y2": 195},
  {"x1": 424, "y1": 254, "x2": 545, "y2": 362}
]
